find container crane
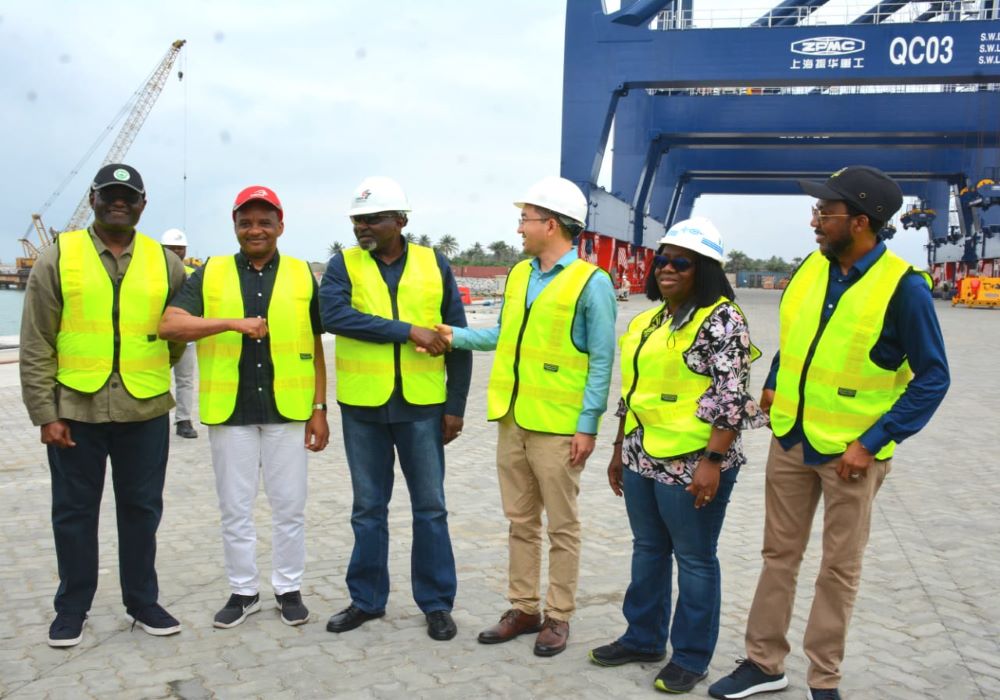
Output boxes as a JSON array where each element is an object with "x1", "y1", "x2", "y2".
[{"x1": 19, "y1": 39, "x2": 186, "y2": 274}]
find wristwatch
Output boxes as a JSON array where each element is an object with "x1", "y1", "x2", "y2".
[
  {"x1": 704, "y1": 449, "x2": 725, "y2": 463},
  {"x1": 312, "y1": 403, "x2": 328, "y2": 411}
]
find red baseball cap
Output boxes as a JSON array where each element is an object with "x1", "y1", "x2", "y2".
[{"x1": 232, "y1": 185, "x2": 283, "y2": 221}]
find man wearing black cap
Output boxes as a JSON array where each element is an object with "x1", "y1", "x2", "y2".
[
  {"x1": 709, "y1": 166, "x2": 950, "y2": 700},
  {"x1": 20, "y1": 163, "x2": 188, "y2": 647},
  {"x1": 159, "y1": 185, "x2": 329, "y2": 629}
]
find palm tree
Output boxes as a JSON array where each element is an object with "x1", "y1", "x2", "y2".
[
  {"x1": 436, "y1": 234, "x2": 459, "y2": 259},
  {"x1": 725, "y1": 250, "x2": 752, "y2": 273},
  {"x1": 327, "y1": 241, "x2": 344, "y2": 257},
  {"x1": 417, "y1": 234, "x2": 432, "y2": 247},
  {"x1": 405, "y1": 232, "x2": 416, "y2": 243},
  {"x1": 488, "y1": 240, "x2": 510, "y2": 262}
]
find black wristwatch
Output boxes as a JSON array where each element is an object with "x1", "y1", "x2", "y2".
[{"x1": 704, "y1": 449, "x2": 725, "y2": 463}]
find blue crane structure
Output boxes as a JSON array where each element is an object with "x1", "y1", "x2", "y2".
[{"x1": 561, "y1": 1, "x2": 1000, "y2": 281}]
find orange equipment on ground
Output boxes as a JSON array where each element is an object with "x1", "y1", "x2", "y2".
[{"x1": 952, "y1": 276, "x2": 1000, "y2": 308}]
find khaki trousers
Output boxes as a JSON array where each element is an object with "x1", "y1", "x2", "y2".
[
  {"x1": 745, "y1": 436, "x2": 891, "y2": 689},
  {"x1": 496, "y1": 414, "x2": 581, "y2": 621}
]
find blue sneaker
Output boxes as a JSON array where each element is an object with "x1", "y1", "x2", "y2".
[
  {"x1": 808, "y1": 689, "x2": 841, "y2": 700},
  {"x1": 708, "y1": 658, "x2": 788, "y2": 699},
  {"x1": 48, "y1": 612, "x2": 87, "y2": 648},
  {"x1": 126, "y1": 602, "x2": 181, "y2": 636}
]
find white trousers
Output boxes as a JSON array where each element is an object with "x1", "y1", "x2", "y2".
[
  {"x1": 172, "y1": 344, "x2": 197, "y2": 423},
  {"x1": 208, "y1": 423, "x2": 308, "y2": 595}
]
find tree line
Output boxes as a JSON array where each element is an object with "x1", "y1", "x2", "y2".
[
  {"x1": 327, "y1": 234, "x2": 525, "y2": 267},
  {"x1": 324, "y1": 239, "x2": 801, "y2": 273}
]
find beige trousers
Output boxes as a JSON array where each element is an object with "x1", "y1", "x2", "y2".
[
  {"x1": 496, "y1": 414, "x2": 582, "y2": 621},
  {"x1": 745, "y1": 436, "x2": 891, "y2": 689}
]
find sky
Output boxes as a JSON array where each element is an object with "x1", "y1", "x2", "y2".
[{"x1": 0, "y1": 1, "x2": 932, "y2": 267}]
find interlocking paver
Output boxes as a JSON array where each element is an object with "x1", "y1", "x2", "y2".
[{"x1": 0, "y1": 289, "x2": 997, "y2": 699}]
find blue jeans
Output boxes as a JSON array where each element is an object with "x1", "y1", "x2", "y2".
[
  {"x1": 618, "y1": 466, "x2": 739, "y2": 674},
  {"x1": 341, "y1": 408, "x2": 456, "y2": 614}
]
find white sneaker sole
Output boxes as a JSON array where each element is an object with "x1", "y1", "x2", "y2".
[
  {"x1": 48, "y1": 619, "x2": 86, "y2": 647},
  {"x1": 213, "y1": 599, "x2": 262, "y2": 629},
  {"x1": 713, "y1": 676, "x2": 789, "y2": 699},
  {"x1": 125, "y1": 613, "x2": 182, "y2": 636},
  {"x1": 279, "y1": 611, "x2": 309, "y2": 626}
]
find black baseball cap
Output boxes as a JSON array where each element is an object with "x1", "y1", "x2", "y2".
[
  {"x1": 799, "y1": 166, "x2": 902, "y2": 221},
  {"x1": 91, "y1": 164, "x2": 145, "y2": 195}
]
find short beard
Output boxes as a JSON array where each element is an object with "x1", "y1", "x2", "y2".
[{"x1": 358, "y1": 237, "x2": 377, "y2": 252}]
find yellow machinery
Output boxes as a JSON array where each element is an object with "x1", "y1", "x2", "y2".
[{"x1": 952, "y1": 276, "x2": 1000, "y2": 308}]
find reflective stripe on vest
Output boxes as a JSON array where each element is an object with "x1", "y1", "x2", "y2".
[
  {"x1": 197, "y1": 255, "x2": 316, "y2": 424},
  {"x1": 487, "y1": 258, "x2": 599, "y2": 435},
  {"x1": 335, "y1": 244, "x2": 446, "y2": 407},
  {"x1": 620, "y1": 298, "x2": 760, "y2": 458},
  {"x1": 770, "y1": 249, "x2": 928, "y2": 460},
  {"x1": 56, "y1": 229, "x2": 170, "y2": 398}
]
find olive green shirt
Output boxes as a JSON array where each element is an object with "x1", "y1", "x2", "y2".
[{"x1": 19, "y1": 227, "x2": 187, "y2": 426}]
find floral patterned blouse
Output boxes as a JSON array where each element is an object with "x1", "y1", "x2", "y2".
[{"x1": 617, "y1": 300, "x2": 769, "y2": 487}]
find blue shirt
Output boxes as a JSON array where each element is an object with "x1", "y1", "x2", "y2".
[
  {"x1": 764, "y1": 242, "x2": 950, "y2": 464},
  {"x1": 451, "y1": 249, "x2": 618, "y2": 435},
  {"x1": 319, "y1": 240, "x2": 472, "y2": 422}
]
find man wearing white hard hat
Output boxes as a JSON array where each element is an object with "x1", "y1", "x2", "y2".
[
  {"x1": 319, "y1": 176, "x2": 472, "y2": 642},
  {"x1": 440, "y1": 176, "x2": 617, "y2": 657},
  {"x1": 159, "y1": 229, "x2": 198, "y2": 439}
]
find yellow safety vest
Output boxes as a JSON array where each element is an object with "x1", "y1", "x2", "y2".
[
  {"x1": 335, "y1": 244, "x2": 446, "y2": 407},
  {"x1": 197, "y1": 254, "x2": 316, "y2": 424},
  {"x1": 770, "y1": 249, "x2": 930, "y2": 459},
  {"x1": 621, "y1": 298, "x2": 760, "y2": 458},
  {"x1": 56, "y1": 229, "x2": 170, "y2": 398},
  {"x1": 487, "y1": 258, "x2": 599, "y2": 435}
]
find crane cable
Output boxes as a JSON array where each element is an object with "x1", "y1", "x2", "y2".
[
  {"x1": 181, "y1": 49, "x2": 188, "y2": 233},
  {"x1": 23, "y1": 59, "x2": 164, "y2": 238}
]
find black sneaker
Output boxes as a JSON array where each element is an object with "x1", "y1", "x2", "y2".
[
  {"x1": 48, "y1": 612, "x2": 87, "y2": 648},
  {"x1": 175, "y1": 420, "x2": 198, "y2": 439},
  {"x1": 708, "y1": 658, "x2": 789, "y2": 699},
  {"x1": 275, "y1": 591, "x2": 309, "y2": 626},
  {"x1": 655, "y1": 661, "x2": 708, "y2": 694},
  {"x1": 590, "y1": 641, "x2": 667, "y2": 666},
  {"x1": 808, "y1": 689, "x2": 841, "y2": 700},
  {"x1": 213, "y1": 593, "x2": 261, "y2": 629},
  {"x1": 125, "y1": 602, "x2": 181, "y2": 636}
]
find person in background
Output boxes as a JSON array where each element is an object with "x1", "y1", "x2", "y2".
[
  {"x1": 160, "y1": 228, "x2": 198, "y2": 439},
  {"x1": 588, "y1": 217, "x2": 766, "y2": 694}
]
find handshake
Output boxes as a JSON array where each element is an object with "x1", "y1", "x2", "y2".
[{"x1": 410, "y1": 324, "x2": 453, "y2": 356}]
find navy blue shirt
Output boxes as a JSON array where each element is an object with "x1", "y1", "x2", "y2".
[
  {"x1": 764, "y1": 242, "x2": 950, "y2": 465},
  {"x1": 319, "y1": 240, "x2": 472, "y2": 423}
]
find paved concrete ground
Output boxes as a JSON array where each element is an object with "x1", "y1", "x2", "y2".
[{"x1": 0, "y1": 289, "x2": 997, "y2": 699}]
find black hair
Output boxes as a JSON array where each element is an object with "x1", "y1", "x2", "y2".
[
  {"x1": 844, "y1": 202, "x2": 883, "y2": 236},
  {"x1": 533, "y1": 205, "x2": 583, "y2": 239},
  {"x1": 645, "y1": 251, "x2": 736, "y2": 307}
]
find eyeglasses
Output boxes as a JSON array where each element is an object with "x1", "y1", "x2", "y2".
[
  {"x1": 518, "y1": 216, "x2": 552, "y2": 226},
  {"x1": 811, "y1": 206, "x2": 854, "y2": 223},
  {"x1": 351, "y1": 213, "x2": 396, "y2": 226},
  {"x1": 653, "y1": 254, "x2": 694, "y2": 272},
  {"x1": 96, "y1": 187, "x2": 142, "y2": 205}
]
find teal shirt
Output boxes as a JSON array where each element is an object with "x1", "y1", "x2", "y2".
[{"x1": 452, "y1": 249, "x2": 617, "y2": 434}]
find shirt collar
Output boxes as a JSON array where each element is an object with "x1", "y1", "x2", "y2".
[
  {"x1": 531, "y1": 247, "x2": 579, "y2": 273},
  {"x1": 235, "y1": 249, "x2": 280, "y2": 270},
  {"x1": 826, "y1": 240, "x2": 886, "y2": 279}
]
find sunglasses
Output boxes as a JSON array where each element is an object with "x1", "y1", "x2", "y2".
[
  {"x1": 350, "y1": 213, "x2": 396, "y2": 226},
  {"x1": 96, "y1": 187, "x2": 142, "y2": 205},
  {"x1": 653, "y1": 253, "x2": 694, "y2": 273}
]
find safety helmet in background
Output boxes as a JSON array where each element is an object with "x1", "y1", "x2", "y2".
[
  {"x1": 160, "y1": 228, "x2": 188, "y2": 246},
  {"x1": 514, "y1": 176, "x2": 588, "y2": 228},
  {"x1": 348, "y1": 176, "x2": 411, "y2": 216},
  {"x1": 656, "y1": 217, "x2": 724, "y2": 263}
]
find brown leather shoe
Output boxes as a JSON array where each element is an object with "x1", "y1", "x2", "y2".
[
  {"x1": 477, "y1": 609, "x2": 542, "y2": 644},
  {"x1": 533, "y1": 617, "x2": 569, "y2": 657}
]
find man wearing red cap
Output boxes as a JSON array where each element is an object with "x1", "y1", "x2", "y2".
[{"x1": 160, "y1": 185, "x2": 329, "y2": 628}]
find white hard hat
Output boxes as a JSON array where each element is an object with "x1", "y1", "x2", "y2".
[
  {"x1": 657, "y1": 217, "x2": 724, "y2": 263},
  {"x1": 514, "y1": 176, "x2": 588, "y2": 228},
  {"x1": 348, "y1": 176, "x2": 411, "y2": 216},
  {"x1": 160, "y1": 228, "x2": 188, "y2": 246}
]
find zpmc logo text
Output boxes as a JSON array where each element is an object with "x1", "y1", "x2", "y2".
[{"x1": 791, "y1": 37, "x2": 865, "y2": 57}]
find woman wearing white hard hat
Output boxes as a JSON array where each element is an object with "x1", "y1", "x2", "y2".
[{"x1": 589, "y1": 217, "x2": 767, "y2": 694}]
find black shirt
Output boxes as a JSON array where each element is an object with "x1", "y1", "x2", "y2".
[{"x1": 170, "y1": 250, "x2": 323, "y2": 426}]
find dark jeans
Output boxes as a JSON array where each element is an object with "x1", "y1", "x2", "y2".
[
  {"x1": 47, "y1": 415, "x2": 169, "y2": 614},
  {"x1": 341, "y1": 408, "x2": 456, "y2": 614},
  {"x1": 618, "y1": 466, "x2": 739, "y2": 673}
]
